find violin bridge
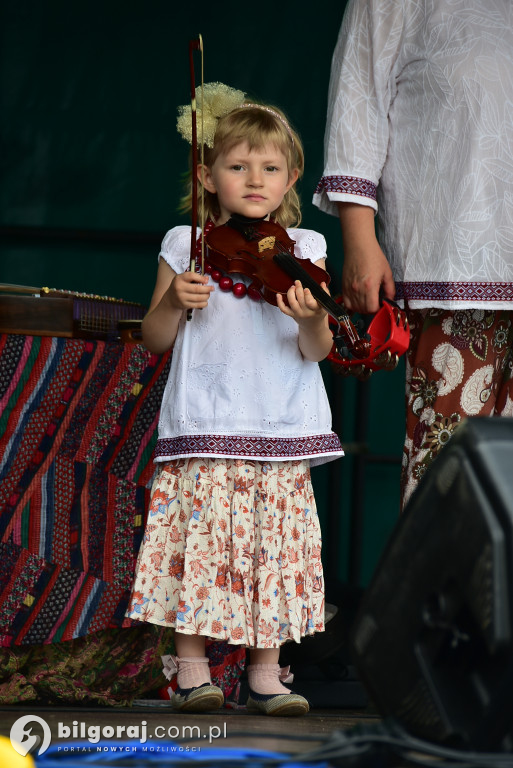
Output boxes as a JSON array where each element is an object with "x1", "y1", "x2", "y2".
[{"x1": 258, "y1": 236, "x2": 276, "y2": 253}]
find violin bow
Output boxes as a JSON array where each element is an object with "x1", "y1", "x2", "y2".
[{"x1": 187, "y1": 34, "x2": 204, "y2": 322}]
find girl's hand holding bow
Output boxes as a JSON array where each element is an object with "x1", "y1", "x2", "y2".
[
  {"x1": 142, "y1": 266, "x2": 214, "y2": 354},
  {"x1": 166, "y1": 270, "x2": 214, "y2": 311}
]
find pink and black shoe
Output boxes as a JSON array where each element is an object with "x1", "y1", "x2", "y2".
[
  {"x1": 246, "y1": 664, "x2": 309, "y2": 717},
  {"x1": 171, "y1": 682, "x2": 224, "y2": 712},
  {"x1": 162, "y1": 654, "x2": 224, "y2": 713},
  {"x1": 246, "y1": 689, "x2": 309, "y2": 716}
]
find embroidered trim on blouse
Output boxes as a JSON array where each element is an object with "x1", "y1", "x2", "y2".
[
  {"x1": 396, "y1": 282, "x2": 513, "y2": 302},
  {"x1": 154, "y1": 433, "x2": 342, "y2": 460},
  {"x1": 315, "y1": 175, "x2": 377, "y2": 201}
]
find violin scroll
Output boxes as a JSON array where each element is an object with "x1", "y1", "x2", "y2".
[{"x1": 327, "y1": 298, "x2": 410, "y2": 379}]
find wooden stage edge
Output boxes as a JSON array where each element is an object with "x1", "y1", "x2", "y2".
[{"x1": 0, "y1": 702, "x2": 380, "y2": 757}]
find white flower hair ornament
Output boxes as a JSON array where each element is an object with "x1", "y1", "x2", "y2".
[{"x1": 176, "y1": 82, "x2": 246, "y2": 148}]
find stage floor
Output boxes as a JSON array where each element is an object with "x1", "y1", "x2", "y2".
[{"x1": 0, "y1": 702, "x2": 389, "y2": 765}]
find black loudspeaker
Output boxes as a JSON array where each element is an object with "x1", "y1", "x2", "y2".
[{"x1": 349, "y1": 417, "x2": 513, "y2": 751}]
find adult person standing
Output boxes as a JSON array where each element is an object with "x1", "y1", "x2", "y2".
[{"x1": 314, "y1": 0, "x2": 513, "y2": 508}]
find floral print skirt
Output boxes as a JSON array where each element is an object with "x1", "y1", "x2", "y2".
[{"x1": 126, "y1": 458, "x2": 325, "y2": 649}]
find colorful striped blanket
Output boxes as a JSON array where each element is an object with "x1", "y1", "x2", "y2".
[{"x1": 0, "y1": 333, "x2": 171, "y2": 646}]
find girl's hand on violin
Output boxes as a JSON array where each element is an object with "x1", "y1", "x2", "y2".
[
  {"x1": 166, "y1": 271, "x2": 213, "y2": 311},
  {"x1": 277, "y1": 280, "x2": 333, "y2": 362},
  {"x1": 277, "y1": 280, "x2": 328, "y2": 326}
]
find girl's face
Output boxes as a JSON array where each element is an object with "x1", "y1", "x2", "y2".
[{"x1": 199, "y1": 142, "x2": 298, "y2": 225}]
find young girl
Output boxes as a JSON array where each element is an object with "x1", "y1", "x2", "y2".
[{"x1": 126, "y1": 83, "x2": 343, "y2": 716}]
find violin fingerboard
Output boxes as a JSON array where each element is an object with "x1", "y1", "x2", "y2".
[{"x1": 273, "y1": 252, "x2": 350, "y2": 324}]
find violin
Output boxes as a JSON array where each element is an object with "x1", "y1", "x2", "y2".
[{"x1": 205, "y1": 215, "x2": 373, "y2": 360}]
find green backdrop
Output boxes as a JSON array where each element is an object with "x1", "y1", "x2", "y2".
[{"x1": 0, "y1": 0, "x2": 405, "y2": 589}]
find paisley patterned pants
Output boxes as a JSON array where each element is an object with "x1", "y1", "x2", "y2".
[{"x1": 401, "y1": 308, "x2": 513, "y2": 509}]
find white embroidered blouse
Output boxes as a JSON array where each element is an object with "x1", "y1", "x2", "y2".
[
  {"x1": 313, "y1": 0, "x2": 513, "y2": 309},
  {"x1": 154, "y1": 226, "x2": 343, "y2": 466}
]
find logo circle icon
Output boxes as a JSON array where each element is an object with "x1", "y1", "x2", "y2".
[{"x1": 10, "y1": 715, "x2": 51, "y2": 757}]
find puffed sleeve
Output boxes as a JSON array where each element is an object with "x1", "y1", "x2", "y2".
[
  {"x1": 291, "y1": 229, "x2": 328, "y2": 264},
  {"x1": 158, "y1": 225, "x2": 201, "y2": 273},
  {"x1": 313, "y1": 0, "x2": 406, "y2": 216}
]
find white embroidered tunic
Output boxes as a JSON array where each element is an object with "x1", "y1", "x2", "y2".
[
  {"x1": 154, "y1": 226, "x2": 343, "y2": 466},
  {"x1": 313, "y1": 0, "x2": 513, "y2": 310}
]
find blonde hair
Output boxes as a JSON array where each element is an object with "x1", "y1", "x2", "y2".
[{"x1": 179, "y1": 103, "x2": 304, "y2": 228}]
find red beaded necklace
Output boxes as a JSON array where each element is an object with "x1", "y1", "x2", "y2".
[{"x1": 195, "y1": 219, "x2": 262, "y2": 301}]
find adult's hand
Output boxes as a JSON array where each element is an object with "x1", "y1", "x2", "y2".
[{"x1": 338, "y1": 203, "x2": 395, "y2": 314}]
